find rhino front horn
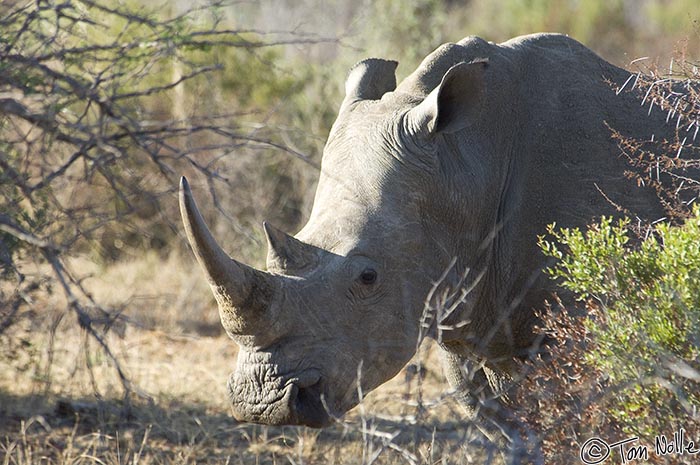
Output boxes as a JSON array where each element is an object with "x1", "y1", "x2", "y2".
[{"x1": 179, "y1": 177, "x2": 277, "y2": 336}]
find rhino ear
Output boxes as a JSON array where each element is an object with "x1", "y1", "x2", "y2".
[
  {"x1": 405, "y1": 59, "x2": 488, "y2": 135},
  {"x1": 341, "y1": 58, "x2": 398, "y2": 109},
  {"x1": 263, "y1": 222, "x2": 316, "y2": 272}
]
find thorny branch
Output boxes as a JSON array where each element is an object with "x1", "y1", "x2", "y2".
[
  {"x1": 0, "y1": 0, "x2": 334, "y2": 401},
  {"x1": 613, "y1": 62, "x2": 700, "y2": 223}
]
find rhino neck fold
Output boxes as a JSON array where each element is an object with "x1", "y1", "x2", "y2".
[{"x1": 415, "y1": 108, "x2": 529, "y2": 359}]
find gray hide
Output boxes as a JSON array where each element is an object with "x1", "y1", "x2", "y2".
[{"x1": 180, "y1": 33, "x2": 671, "y2": 427}]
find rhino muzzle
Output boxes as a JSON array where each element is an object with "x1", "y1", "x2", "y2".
[{"x1": 228, "y1": 365, "x2": 330, "y2": 427}]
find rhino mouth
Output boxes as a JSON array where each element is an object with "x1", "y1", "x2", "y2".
[
  {"x1": 293, "y1": 378, "x2": 329, "y2": 427},
  {"x1": 227, "y1": 365, "x2": 331, "y2": 427}
]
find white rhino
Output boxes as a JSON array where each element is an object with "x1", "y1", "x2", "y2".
[{"x1": 180, "y1": 33, "x2": 668, "y2": 427}]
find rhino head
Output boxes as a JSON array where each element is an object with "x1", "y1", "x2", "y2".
[{"x1": 180, "y1": 51, "x2": 498, "y2": 427}]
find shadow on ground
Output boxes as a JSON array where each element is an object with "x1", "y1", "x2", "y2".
[{"x1": 0, "y1": 390, "x2": 491, "y2": 464}]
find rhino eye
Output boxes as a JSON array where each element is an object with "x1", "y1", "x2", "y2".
[{"x1": 359, "y1": 268, "x2": 377, "y2": 285}]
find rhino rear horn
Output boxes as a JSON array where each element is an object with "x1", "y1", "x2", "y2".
[
  {"x1": 263, "y1": 222, "x2": 316, "y2": 272},
  {"x1": 342, "y1": 58, "x2": 398, "y2": 110},
  {"x1": 179, "y1": 177, "x2": 276, "y2": 335}
]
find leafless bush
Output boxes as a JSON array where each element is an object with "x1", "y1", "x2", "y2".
[
  {"x1": 0, "y1": 0, "x2": 331, "y2": 399},
  {"x1": 612, "y1": 58, "x2": 700, "y2": 223},
  {"x1": 512, "y1": 302, "x2": 618, "y2": 463}
]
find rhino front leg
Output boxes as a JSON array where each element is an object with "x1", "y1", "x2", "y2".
[
  {"x1": 439, "y1": 346, "x2": 542, "y2": 463},
  {"x1": 439, "y1": 347, "x2": 528, "y2": 463},
  {"x1": 439, "y1": 346, "x2": 508, "y2": 416}
]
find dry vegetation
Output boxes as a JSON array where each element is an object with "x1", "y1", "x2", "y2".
[
  {"x1": 2, "y1": 0, "x2": 700, "y2": 464},
  {"x1": 0, "y1": 256, "x2": 495, "y2": 464}
]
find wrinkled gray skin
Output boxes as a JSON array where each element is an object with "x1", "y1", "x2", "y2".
[{"x1": 180, "y1": 33, "x2": 668, "y2": 427}]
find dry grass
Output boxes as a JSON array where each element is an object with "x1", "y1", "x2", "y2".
[{"x1": 1, "y1": 253, "x2": 503, "y2": 465}]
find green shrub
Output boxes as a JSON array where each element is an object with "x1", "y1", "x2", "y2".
[{"x1": 539, "y1": 209, "x2": 700, "y2": 436}]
